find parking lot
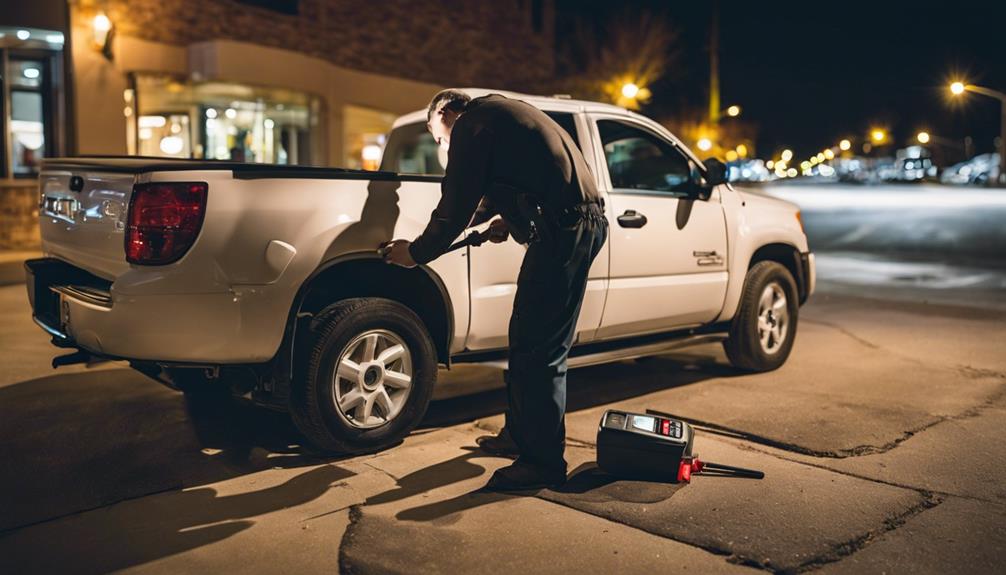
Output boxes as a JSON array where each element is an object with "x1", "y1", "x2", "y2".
[{"x1": 1, "y1": 183, "x2": 1004, "y2": 573}]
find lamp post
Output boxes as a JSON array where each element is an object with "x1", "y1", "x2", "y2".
[{"x1": 950, "y1": 82, "x2": 1006, "y2": 185}]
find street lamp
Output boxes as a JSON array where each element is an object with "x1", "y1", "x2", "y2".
[
  {"x1": 871, "y1": 129, "x2": 887, "y2": 143},
  {"x1": 621, "y1": 82, "x2": 640, "y2": 100},
  {"x1": 725, "y1": 105, "x2": 741, "y2": 117},
  {"x1": 917, "y1": 131, "x2": 931, "y2": 144},
  {"x1": 950, "y1": 81, "x2": 1006, "y2": 185}
]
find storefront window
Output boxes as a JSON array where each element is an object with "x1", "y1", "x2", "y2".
[
  {"x1": 135, "y1": 76, "x2": 322, "y2": 165},
  {"x1": 1, "y1": 26, "x2": 65, "y2": 177},
  {"x1": 343, "y1": 104, "x2": 397, "y2": 171}
]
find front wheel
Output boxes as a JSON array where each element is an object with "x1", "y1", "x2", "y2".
[
  {"x1": 723, "y1": 261, "x2": 799, "y2": 372},
  {"x1": 290, "y1": 298, "x2": 437, "y2": 454}
]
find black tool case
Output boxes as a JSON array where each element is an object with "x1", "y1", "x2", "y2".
[{"x1": 596, "y1": 410, "x2": 694, "y2": 482}]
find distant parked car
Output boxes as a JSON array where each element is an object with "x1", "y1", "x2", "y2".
[
  {"x1": 941, "y1": 153, "x2": 1000, "y2": 185},
  {"x1": 893, "y1": 146, "x2": 936, "y2": 182}
]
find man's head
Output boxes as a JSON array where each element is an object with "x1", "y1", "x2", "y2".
[{"x1": 427, "y1": 89, "x2": 471, "y2": 152}]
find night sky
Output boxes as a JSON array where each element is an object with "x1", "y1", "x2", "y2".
[{"x1": 557, "y1": 0, "x2": 1006, "y2": 161}]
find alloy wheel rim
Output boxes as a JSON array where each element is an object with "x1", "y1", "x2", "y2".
[
  {"x1": 331, "y1": 329, "x2": 413, "y2": 429},
  {"x1": 757, "y1": 282, "x2": 789, "y2": 355}
]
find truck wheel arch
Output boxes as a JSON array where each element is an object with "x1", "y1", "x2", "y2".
[
  {"x1": 286, "y1": 254, "x2": 454, "y2": 369},
  {"x1": 748, "y1": 243, "x2": 808, "y2": 303}
]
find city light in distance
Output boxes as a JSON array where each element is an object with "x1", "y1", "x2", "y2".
[
  {"x1": 225, "y1": 108, "x2": 237, "y2": 119},
  {"x1": 362, "y1": 144, "x2": 383, "y2": 161},
  {"x1": 621, "y1": 83, "x2": 640, "y2": 99},
  {"x1": 781, "y1": 149, "x2": 794, "y2": 162},
  {"x1": 839, "y1": 139, "x2": 851, "y2": 151},
  {"x1": 205, "y1": 108, "x2": 218, "y2": 119},
  {"x1": 824, "y1": 149, "x2": 835, "y2": 160},
  {"x1": 726, "y1": 105, "x2": 741, "y2": 117},
  {"x1": 950, "y1": 82, "x2": 965, "y2": 95},
  {"x1": 871, "y1": 129, "x2": 886, "y2": 143},
  {"x1": 697, "y1": 138, "x2": 712, "y2": 151},
  {"x1": 917, "y1": 131, "x2": 930, "y2": 144},
  {"x1": 16, "y1": 29, "x2": 30, "y2": 40}
]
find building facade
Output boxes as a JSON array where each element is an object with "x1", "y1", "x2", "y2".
[{"x1": 0, "y1": 0, "x2": 556, "y2": 249}]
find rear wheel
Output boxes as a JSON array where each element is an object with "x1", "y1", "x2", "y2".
[
  {"x1": 290, "y1": 298, "x2": 437, "y2": 454},
  {"x1": 723, "y1": 261, "x2": 799, "y2": 372}
]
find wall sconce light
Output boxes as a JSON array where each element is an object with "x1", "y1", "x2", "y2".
[{"x1": 92, "y1": 12, "x2": 115, "y2": 60}]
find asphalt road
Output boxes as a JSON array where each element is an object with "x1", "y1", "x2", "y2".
[
  {"x1": 744, "y1": 182, "x2": 1006, "y2": 310},
  {"x1": 0, "y1": 183, "x2": 1004, "y2": 573}
]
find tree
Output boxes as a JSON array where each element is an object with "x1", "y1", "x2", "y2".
[{"x1": 555, "y1": 12, "x2": 681, "y2": 110}]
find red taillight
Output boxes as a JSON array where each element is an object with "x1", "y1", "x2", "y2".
[{"x1": 126, "y1": 182, "x2": 207, "y2": 265}]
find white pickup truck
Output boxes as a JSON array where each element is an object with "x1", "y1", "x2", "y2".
[{"x1": 27, "y1": 90, "x2": 814, "y2": 453}]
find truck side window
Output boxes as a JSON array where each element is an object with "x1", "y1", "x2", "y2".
[
  {"x1": 597, "y1": 120, "x2": 692, "y2": 196},
  {"x1": 382, "y1": 111, "x2": 581, "y2": 176},
  {"x1": 380, "y1": 122, "x2": 445, "y2": 175},
  {"x1": 545, "y1": 112, "x2": 580, "y2": 149}
]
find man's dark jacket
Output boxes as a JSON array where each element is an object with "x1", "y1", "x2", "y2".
[{"x1": 409, "y1": 94, "x2": 601, "y2": 265}]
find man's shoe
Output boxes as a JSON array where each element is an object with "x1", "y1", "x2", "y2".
[
  {"x1": 483, "y1": 461, "x2": 566, "y2": 492},
  {"x1": 476, "y1": 428, "x2": 520, "y2": 458}
]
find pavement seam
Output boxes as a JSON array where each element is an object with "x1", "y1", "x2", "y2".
[
  {"x1": 732, "y1": 428, "x2": 1006, "y2": 504},
  {"x1": 787, "y1": 492, "x2": 943, "y2": 574},
  {"x1": 530, "y1": 492, "x2": 773, "y2": 573},
  {"x1": 0, "y1": 483, "x2": 183, "y2": 536},
  {"x1": 337, "y1": 504, "x2": 366, "y2": 575},
  {"x1": 633, "y1": 376, "x2": 1006, "y2": 460}
]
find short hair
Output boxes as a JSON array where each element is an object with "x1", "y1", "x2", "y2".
[{"x1": 427, "y1": 89, "x2": 471, "y2": 124}]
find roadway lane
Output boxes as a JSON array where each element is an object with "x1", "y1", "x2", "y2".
[{"x1": 739, "y1": 182, "x2": 1006, "y2": 309}]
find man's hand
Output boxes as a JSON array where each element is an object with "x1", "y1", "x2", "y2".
[
  {"x1": 380, "y1": 239, "x2": 417, "y2": 268},
  {"x1": 488, "y1": 218, "x2": 509, "y2": 244}
]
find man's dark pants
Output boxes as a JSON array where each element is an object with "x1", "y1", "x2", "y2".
[{"x1": 505, "y1": 208, "x2": 608, "y2": 474}]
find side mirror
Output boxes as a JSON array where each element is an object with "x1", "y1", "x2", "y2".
[{"x1": 703, "y1": 157, "x2": 728, "y2": 187}]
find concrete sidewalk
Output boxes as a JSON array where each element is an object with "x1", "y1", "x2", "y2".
[
  {"x1": 1, "y1": 287, "x2": 1004, "y2": 572},
  {"x1": 0, "y1": 250, "x2": 40, "y2": 287}
]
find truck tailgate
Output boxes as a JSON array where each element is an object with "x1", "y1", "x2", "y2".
[{"x1": 39, "y1": 169, "x2": 136, "y2": 280}]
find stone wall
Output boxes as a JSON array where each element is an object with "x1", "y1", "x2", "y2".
[
  {"x1": 0, "y1": 182, "x2": 40, "y2": 250},
  {"x1": 81, "y1": 0, "x2": 556, "y2": 92}
]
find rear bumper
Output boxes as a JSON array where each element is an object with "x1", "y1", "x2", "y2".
[{"x1": 25, "y1": 257, "x2": 281, "y2": 363}]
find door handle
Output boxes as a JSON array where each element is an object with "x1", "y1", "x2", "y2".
[
  {"x1": 617, "y1": 210, "x2": 648, "y2": 228},
  {"x1": 694, "y1": 250, "x2": 723, "y2": 266}
]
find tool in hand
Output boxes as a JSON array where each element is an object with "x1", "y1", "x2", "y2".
[
  {"x1": 596, "y1": 409, "x2": 764, "y2": 483},
  {"x1": 379, "y1": 228, "x2": 493, "y2": 260}
]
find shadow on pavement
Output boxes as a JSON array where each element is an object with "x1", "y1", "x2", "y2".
[
  {"x1": 388, "y1": 460, "x2": 689, "y2": 524},
  {"x1": 0, "y1": 346, "x2": 734, "y2": 534},
  {"x1": 423, "y1": 349, "x2": 738, "y2": 428},
  {"x1": 0, "y1": 368, "x2": 346, "y2": 532},
  {"x1": 2, "y1": 464, "x2": 351, "y2": 575}
]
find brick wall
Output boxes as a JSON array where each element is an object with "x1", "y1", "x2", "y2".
[
  {"x1": 83, "y1": 0, "x2": 556, "y2": 92},
  {"x1": 0, "y1": 182, "x2": 40, "y2": 250}
]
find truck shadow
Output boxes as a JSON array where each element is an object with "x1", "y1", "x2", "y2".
[
  {"x1": 0, "y1": 368, "x2": 343, "y2": 533},
  {"x1": 424, "y1": 349, "x2": 738, "y2": 428},
  {"x1": 0, "y1": 346, "x2": 737, "y2": 568}
]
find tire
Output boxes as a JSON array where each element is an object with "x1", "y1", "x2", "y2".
[
  {"x1": 290, "y1": 298, "x2": 437, "y2": 454},
  {"x1": 723, "y1": 261, "x2": 799, "y2": 372}
]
